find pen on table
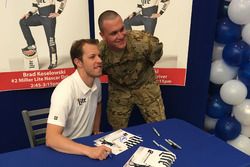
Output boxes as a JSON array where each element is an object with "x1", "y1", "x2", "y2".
[
  {"x1": 152, "y1": 127, "x2": 160, "y2": 137},
  {"x1": 152, "y1": 140, "x2": 160, "y2": 146},
  {"x1": 153, "y1": 140, "x2": 170, "y2": 152},
  {"x1": 165, "y1": 139, "x2": 182, "y2": 149},
  {"x1": 153, "y1": 140, "x2": 175, "y2": 157},
  {"x1": 158, "y1": 143, "x2": 171, "y2": 152},
  {"x1": 165, "y1": 139, "x2": 177, "y2": 149}
]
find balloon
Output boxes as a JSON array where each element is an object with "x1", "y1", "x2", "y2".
[
  {"x1": 210, "y1": 60, "x2": 238, "y2": 84},
  {"x1": 215, "y1": 117, "x2": 241, "y2": 141},
  {"x1": 222, "y1": 41, "x2": 249, "y2": 67},
  {"x1": 241, "y1": 124, "x2": 250, "y2": 137},
  {"x1": 220, "y1": 80, "x2": 248, "y2": 105},
  {"x1": 233, "y1": 99, "x2": 250, "y2": 126},
  {"x1": 215, "y1": 17, "x2": 242, "y2": 44},
  {"x1": 238, "y1": 63, "x2": 250, "y2": 87},
  {"x1": 228, "y1": 134, "x2": 250, "y2": 155},
  {"x1": 228, "y1": 0, "x2": 250, "y2": 25},
  {"x1": 212, "y1": 42, "x2": 225, "y2": 61},
  {"x1": 242, "y1": 23, "x2": 250, "y2": 45},
  {"x1": 204, "y1": 115, "x2": 218, "y2": 132},
  {"x1": 207, "y1": 95, "x2": 232, "y2": 118}
]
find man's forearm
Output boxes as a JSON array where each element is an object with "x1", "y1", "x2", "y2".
[
  {"x1": 92, "y1": 102, "x2": 102, "y2": 134},
  {"x1": 57, "y1": 0, "x2": 67, "y2": 14},
  {"x1": 159, "y1": 0, "x2": 170, "y2": 15},
  {"x1": 46, "y1": 125, "x2": 91, "y2": 155}
]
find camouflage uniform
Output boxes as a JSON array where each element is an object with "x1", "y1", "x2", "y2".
[{"x1": 99, "y1": 30, "x2": 166, "y2": 130}]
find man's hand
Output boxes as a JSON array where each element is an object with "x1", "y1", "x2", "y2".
[
  {"x1": 126, "y1": 12, "x2": 137, "y2": 20},
  {"x1": 86, "y1": 145, "x2": 112, "y2": 160},
  {"x1": 150, "y1": 13, "x2": 161, "y2": 19},
  {"x1": 93, "y1": 131, "x2": 102, "y2": 135},
  {"x1": 48, "y1": 13, "x2": 60, "y2": 18}
]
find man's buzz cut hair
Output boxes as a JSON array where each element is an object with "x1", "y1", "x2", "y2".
[{"x1": 98, "y1": 10, "x2": 120, "y2": 32}]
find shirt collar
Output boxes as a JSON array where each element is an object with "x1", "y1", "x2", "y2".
[{"x1": 72, "y1": 70, "x2": 98, "y2": 95}]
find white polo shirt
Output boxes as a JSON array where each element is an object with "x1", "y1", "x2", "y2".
[{"x1": 47, "y1": 70, "x2": 101, "y2": 139}]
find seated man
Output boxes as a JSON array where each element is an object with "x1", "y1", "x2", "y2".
[{"x1": 46, "y1": 39, "x2": 111, "y2": 160}]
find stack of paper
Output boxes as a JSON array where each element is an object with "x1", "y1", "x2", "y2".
[
  {"x1": 123, "y1": 146, "x2": 177, "y2": 167},
  {"x1": 94, "y1": 129, "x2": 143, "y2": 155}
]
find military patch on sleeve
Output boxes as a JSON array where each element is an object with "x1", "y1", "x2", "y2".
[{"x1": 54, "y1": 116, "x2": 58, "y2": 120}]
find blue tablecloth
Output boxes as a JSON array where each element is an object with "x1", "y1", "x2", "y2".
[{"x1": 1, "y1": 118, "x2": 250, "y2": 167}]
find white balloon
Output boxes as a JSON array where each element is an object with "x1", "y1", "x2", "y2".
[
  {"x1": 241, "y1": 124, "x2": 250, "y2": 137},
  {"x1": 220, "y1": 80, "x2": 248, "y2": 105},
  {"x1": 204, "y1": 115, "x2": 218, "y2": 131},
  {"x1": 212, "y1": 42, "x2": 225, "y2": 61},
  {"x1": 233, "y1": 99, "x2": 250, "y2": 126},
  {"x1": 227, "y1": 134, "x2": 250, "y2": 155},
  {"x1": 242, "y1": 23, "x2": 250, "y2": 45},
  {"x1": 210, "y1": 60, "x2": 238, "y2": 84},
  {"x1": 228, "y1": 0, "x2": 250, "y2": 25}
]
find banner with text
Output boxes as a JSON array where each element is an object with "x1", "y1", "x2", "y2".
[{"x1": 0, "y1": 0, "x2": 89, "y2": 91}]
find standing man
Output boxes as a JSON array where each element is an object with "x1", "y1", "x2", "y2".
[
  {"x1": 124, "y1": 0, "x2": 170, "y2": 35},
  {"x1": 46, "y1": 39, "x2": 111, "y2": 160},
  {"x1": 98, "y1": 10, "x2": 166, "y2": 130},
  {"x1": 19, "y1": 0, "x2": 67, "y2": 69}
]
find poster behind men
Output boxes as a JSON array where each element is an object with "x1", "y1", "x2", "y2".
[
  {"x1": 0, "y1": 0, "x2": 89, "y2": 91},
  {"x1": 94, "y1": 0, "x2": 193, "y2": 86}
]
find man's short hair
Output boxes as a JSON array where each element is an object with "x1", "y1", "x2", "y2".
[
  {"x1": 98, "y1": 10, "x2": 120, "y2": 32},
  {"x1": 70, "y1": 39, "x2": 99, "y2": 69}
]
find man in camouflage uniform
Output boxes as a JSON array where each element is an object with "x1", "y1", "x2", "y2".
[{"x1": 98, "y1": 10, "x2": 166, "y2": 130}]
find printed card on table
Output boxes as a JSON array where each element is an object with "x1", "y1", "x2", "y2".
[
  {"x1": 123, "y1": 146, "x2": 177, "y2": 167},
  {"x1": 94, "y1": 129, "x2": 143, "y2": 155}
]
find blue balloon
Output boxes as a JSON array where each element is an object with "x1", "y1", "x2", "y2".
[
  {"x1": 215, "y1": 117, "x2": 241, "y2": 141},
  {"x1": 238, "y1": 63, "x2": 250, "y2": 87},
  {"x1": 215, "y1": 17, "x2": 242, "y2": 44},
  {"x1": 222, "y1": 41, "x2": 249, "y2": 66},
  {"x1": 207, "y1": 95, "x2": 232, "y2": 118}
]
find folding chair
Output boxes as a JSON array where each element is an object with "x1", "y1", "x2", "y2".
[{"x1": 21, "y1": 108, "x2": 49, "y2": 147}]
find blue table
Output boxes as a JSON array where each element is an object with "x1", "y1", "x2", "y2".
[{"x1": 1, "y1": 119, "x2": 250, "y2": 167}]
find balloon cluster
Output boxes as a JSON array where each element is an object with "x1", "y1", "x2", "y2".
[{"x1": 205, "y1": 0, "x2": 250, "y2": 155}]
